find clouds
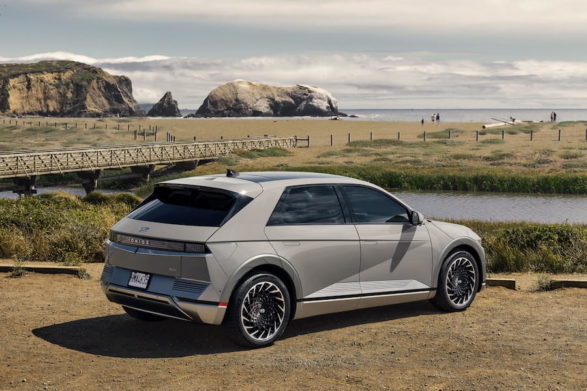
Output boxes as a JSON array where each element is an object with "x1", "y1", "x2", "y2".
[
  {"x1": 2, "y1": 52, "x2": 587, "y2": 108},
  {"x1": 13, "y1": 0, "x2": 587, "y2": 35}
]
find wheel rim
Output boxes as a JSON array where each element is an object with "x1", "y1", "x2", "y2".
[
  {"x1": 240, "y1": 281, "x2": 286, "y2": 342},
  {"x1": 445, "y1": 257, "x2": 476, "y2": 306}
]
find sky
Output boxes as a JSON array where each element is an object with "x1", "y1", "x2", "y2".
[{"x1": 1, "y1": 0, "x2": 587, "y2": 109}]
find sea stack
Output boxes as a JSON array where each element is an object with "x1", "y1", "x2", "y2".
[
  {"x1": 195, "y1": 80, "x2": 341, "y2": 117},
  {"x1": 147, "y1": 91, "x2": 181, "y2": 117},
  {"x1": 0, "y1": 60, "x2": 143, "y2": 117}
]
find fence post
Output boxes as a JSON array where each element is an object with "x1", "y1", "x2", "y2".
[
  {"x1": 85, "y1": 123, "x2": 87, "y2": 129},
  {"x1": 585, "y1": 128, "x2": 587, "y2": 141},
  {"x1": 423, "y1": 131, "x2": 427, "y2": 142},
  {"x1": 370, "y1": 131, "x2": 373, "y2": 141},
  {"x1": 134, "y1": 130, "x2": 137, "y2": 140},
  {"x1": 193, "y1": 136, "x2": 196, "y2": 142},
  {"x1": 330, "y1": 134, "x2": 333, "y2": 146},
  {"x1": 128, "y1": 124, "x2": 130, "y2": 131},
  {"x1": 307, "y1": 135, "x2": 311, "y2": 148},
  {"x1": 65, "y1": 123, "x2": 68, "y2": 130},
  {"x1": 530, "y1": 130, "x2": 533, "y2": 141},
  {"x1": 476, "y1": 130, "x2": 479, "y2": 142},
  {"x1": 558, "y1": 129, "x2": 561, "y2": 141},
  {"x1": 397, "y1": 131, "x2": 400, "y2": 141},
  {"x1": 347, "y1": 132, "x2": 351, "y2": 144},
  {"x1": 501, "y1": 130, "x2": 505, "y2": 140},
  {"x1": 448, "y1": 129, "x2": 451, "y2": 139},
  {"x1": 143, "y1": 129, "x2": 146, "y2": 141}
]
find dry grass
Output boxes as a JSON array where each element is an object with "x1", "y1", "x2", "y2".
[{"x1": 1, "y1": 117, "x2": 586, "y2": 175}]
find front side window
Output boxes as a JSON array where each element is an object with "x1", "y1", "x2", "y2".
[
  {"x1": 342, "y1": 185, "x2": 410, "y2": 223},
  {"x1": 267, "y1": 185, "x2": 345, "y2": 225},
  {"x1": 128, "y1": 185, "x2": 249, "y2": 227}
]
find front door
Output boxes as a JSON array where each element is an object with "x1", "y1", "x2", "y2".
[{"x1": 340, "y1": 185, "x2": 433, "y2": 304}]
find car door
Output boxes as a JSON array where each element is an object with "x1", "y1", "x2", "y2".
[
  {"x1": 340, "y1": 185, "x2": 433, "y2": 306},
  {"x1": 264, "y1": 185, "x2": 361, "y2": 313}
]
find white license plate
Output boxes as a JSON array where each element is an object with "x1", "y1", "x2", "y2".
[{"x1": 128, "y1": 271, "x2": 151, "y2": 289}]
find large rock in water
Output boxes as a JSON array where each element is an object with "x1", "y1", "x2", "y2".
[
  {"x1": 0, "y1": 61, "x2": 144, "y2": 117},
  {"x1": 147, "y1": 91, "x2": 181, "y2": 117},
  {"x1": 195, "y1": 80, "x2": 341, "y2": 117}
]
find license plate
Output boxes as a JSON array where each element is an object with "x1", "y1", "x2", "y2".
[{"x1": 128, "y1": 271, "x2": 151, "y2": 290}]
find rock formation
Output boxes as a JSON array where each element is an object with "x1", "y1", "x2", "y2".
[
  {"x1": 0, "y1": 61, "x2": 144, "y2": 117},
  {"x1": 195, "y1": 80, "x2": 342, "y2": 117},
  {"x1": 147, "y1": 91, "x2": 181, "y2": 117}
]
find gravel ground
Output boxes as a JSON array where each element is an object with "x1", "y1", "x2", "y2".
[{"x1": 1, "y1": 264, "x2": 585, "y2": 391}]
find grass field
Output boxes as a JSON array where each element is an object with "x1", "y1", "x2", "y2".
[{"x1": 1, "y1": 117, "x2": 586, "y2": 176}]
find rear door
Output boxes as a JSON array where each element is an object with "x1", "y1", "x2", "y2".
[
  {"x1": 264, "y1": 185, "x2": 361, "y2": 303},
  {"x1": 340, "y1": 185, "x2": 433, "y2": 295}
]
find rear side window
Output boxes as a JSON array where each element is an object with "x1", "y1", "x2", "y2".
[
  {"x1": 267, "y1": 185, "x2": 345, "y2": 225},
  {"x1": 342, "y1": 185, "x2": 410, "y2": 223},
  {"x1": 128, "y1": 186, "x2": 250, "y2": 227}
]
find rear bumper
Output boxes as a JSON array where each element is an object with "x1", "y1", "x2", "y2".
[{"x1": 101, "y1": 265, "x2": 226, "y2": 325}]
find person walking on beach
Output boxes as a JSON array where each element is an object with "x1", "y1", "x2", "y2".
[
  {"x1": 435, "y1": 113, "x2": 440, "y2": 126},
  {"x1": 550, "y1": 112, "x2": 554, "y2": 122},
  {"x1": 421, "y1": 118, "x2": 425, "y2": 127},
  {"x1": 431, "y1": 113, "x2": 435, "y2": 123},
  {"x1": 553, "y1": 111, "x2": 557, "y2": 122}
]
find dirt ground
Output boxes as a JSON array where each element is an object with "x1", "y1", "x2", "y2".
[{"x1": 1, "y1": 264, "x2": 585, "y2": 391}]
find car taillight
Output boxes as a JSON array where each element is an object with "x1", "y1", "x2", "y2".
[{"x1": 109, "y1": 231, "x2": 208, "y2": 254}]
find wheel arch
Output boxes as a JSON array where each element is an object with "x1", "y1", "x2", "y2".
[
  {"x1": 221, "y1": 254, "x2": 301, "y2": 320},
  {"x1": 436, "y1": 239, "x2": 486, "y2": 292}
]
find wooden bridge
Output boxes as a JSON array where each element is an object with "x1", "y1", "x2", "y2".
[{"x1": 0, "y1": 136, "x2": 300, "y2": 194}]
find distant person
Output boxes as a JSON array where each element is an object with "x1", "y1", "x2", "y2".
[
  {"x1": 550, "y1": 112, "x2": 554, "y2": 122},
  {"x1": 421, "y1": 118, "x2": 425, "y2": 127},
  {"x1": 553, "y1": 111, "x2": 557, "y2": 122},
  {"x1": 431, "y1": 113, "x2": 435, "y2": 123},
  {"x1": 436, "y1": 113, "x2": 440, "y2": 125}
]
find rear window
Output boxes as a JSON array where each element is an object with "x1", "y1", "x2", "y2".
[{"x1": 128, "y1": 186, "x2": 249, "y2": 227}]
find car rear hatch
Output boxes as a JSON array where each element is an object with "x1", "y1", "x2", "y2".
[{"x1": 106, "y1": 180, "x2": 261, "y2": 279}]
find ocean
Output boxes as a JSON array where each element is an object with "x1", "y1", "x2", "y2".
[
  {"x1": 178, "y1": 108, "x2": 587, "y2": 123},
  {"x1": 341, "y1": 109, "x2": 587, "y2": 123}
]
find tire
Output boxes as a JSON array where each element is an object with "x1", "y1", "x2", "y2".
[
  {"x1": 431, "y1": 250, "x2": 479, "y2": 312},
  {"x1": 225, "y1": 273, "x2": 291, "y2": 348},
  {"x1": 122, "y1": 306, "x2": 167, "y2": 321}
]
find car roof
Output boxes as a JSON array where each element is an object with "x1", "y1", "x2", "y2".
[{"x1": 161, "y1": 171, "x2": 369, "y2": 195}]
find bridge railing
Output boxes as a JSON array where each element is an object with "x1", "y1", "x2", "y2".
[{"x1": 0, "y1": 136, "x2": 297, "y2": 179}]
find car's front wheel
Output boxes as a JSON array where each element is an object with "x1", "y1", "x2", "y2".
[
  {"x1": 431, "y1": 250, "x2": 479, "y2": 311},
  {"x1": 225, "y1": 273, "x2": 291, "y2": 348}
]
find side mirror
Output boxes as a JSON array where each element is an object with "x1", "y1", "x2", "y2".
[{"x1": 410, "y1": 211, "x2": 424, "y2": 225}]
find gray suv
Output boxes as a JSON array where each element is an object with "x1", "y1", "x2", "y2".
[{"x1": 101, "y1": 171, "x2": 485, "y2": 347}]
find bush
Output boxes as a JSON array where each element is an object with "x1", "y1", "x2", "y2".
[
  {"x1": 458, "y1": 221, "x2": 587, "y2": 273},
  {"x1": 0, "y1": 193, "x2": 138, "y2": 263}
]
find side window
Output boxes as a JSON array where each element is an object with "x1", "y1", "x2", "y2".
[
  {"x1": 342, "y1": 185, "x2": 410, "y2": 223},
  {"x1": 267, "y1": 185, "x2": 345, "y2": 225}
]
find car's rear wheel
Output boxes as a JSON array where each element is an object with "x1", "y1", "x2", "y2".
[
  {"x1": 225, "y1": 273, "x2": 291, "y2": 348},
  {"x1": 122, "y1": 306, "x2": 167, "y2": 321},
  {"x1": 431, "y1": 250, "x2": 479, "y2": 311}
]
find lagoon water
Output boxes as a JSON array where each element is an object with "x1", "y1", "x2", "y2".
[
  {"x1": 395, "y1": 191, "x2": 587, "y2": 224},
  {"x1": 1, "y1": 186, "x2": 585, "y2": 224}
]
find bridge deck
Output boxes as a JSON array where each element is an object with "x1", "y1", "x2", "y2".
[{"x1": 0, "y1": 136, "x2": 297, "y2": 179}]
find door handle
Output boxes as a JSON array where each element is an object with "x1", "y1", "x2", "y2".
[
  {"x1": 283, "y1": 241, "x2": 301, "y2": 246},
  {"x1": 363, "y1": 240, "x2": 378, "y2": 245}
]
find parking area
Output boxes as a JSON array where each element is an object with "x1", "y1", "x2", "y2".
[{"x1": 1, "y1": 264, "x2": 585, "y2": 391}]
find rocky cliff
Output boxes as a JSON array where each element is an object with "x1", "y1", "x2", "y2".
[
  {"x1": 147, "y1": 91, "x2": 181, "y2": 117},
  {"x1": 195, "y1": 80, "x2": 342, "y2": 117},
  {"x1": 0, "y1": 61, "x2": 143, "y2": 117}
]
